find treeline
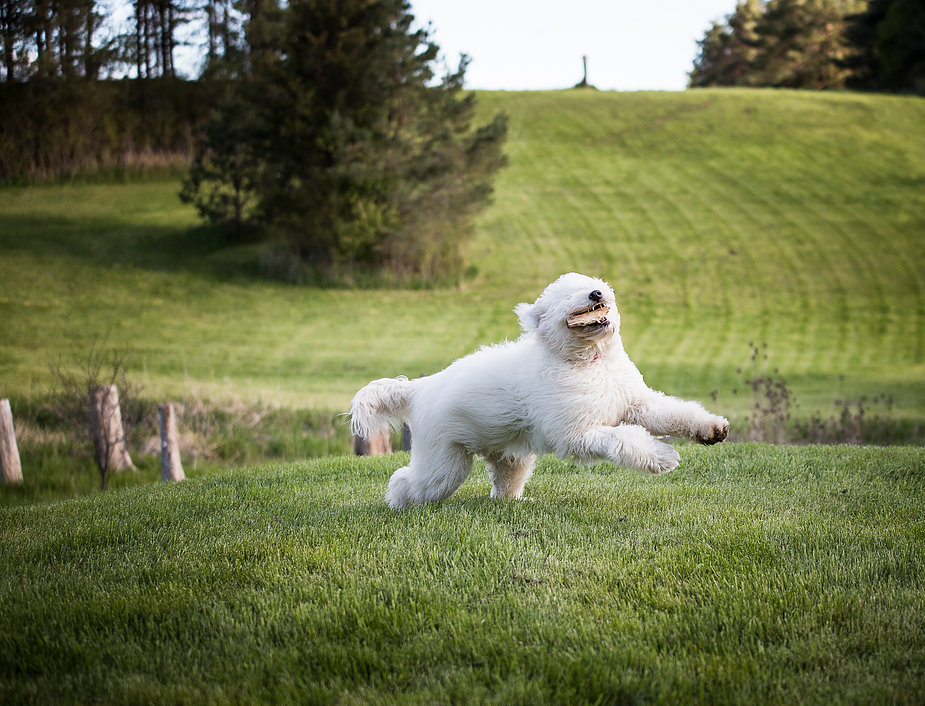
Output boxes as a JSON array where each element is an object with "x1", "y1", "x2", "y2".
[
  {"x1": 0, "y1": 0, "x2": 248, "y2": 81},
  {"x1": 690, "y1": 0, "x2": 925, "y2": 93},
  {"x1": 0, "y1": 0, "x2": 249, "y2": 181},
  {"x1": 0, "y1": 79, "x2": 225, "y2": 181}
]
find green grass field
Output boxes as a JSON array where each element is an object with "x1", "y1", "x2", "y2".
[
  {"x1": 1, "y1": 89, "x2": 922, "y2": 427},
  {"x1": 1, "y1": 444, "x2": 923, "y2": 704}
]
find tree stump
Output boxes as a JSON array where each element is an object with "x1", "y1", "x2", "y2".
[
  {"x1": 354, "y1": 426, "x2": 391, "y2": 456},
  {"x1": 402, "y1": 423, "x2": 412, "y2": 451},
  {"x1": 0, "y1": 399, "x2": 23, "y2": 484},
  {"x1": 158, "y1": 403, "x2": 185, "y2": 482},
  {"x1": 88, "y1": 384, "x2": 135, "y2": 474}
]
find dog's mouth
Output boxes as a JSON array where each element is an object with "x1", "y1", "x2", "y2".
[{"x1": 566, "y1": 302, "x2": 610, "y2": 329}]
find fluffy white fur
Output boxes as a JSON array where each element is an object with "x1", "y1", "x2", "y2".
[{"x1": 350, "y1": 273, "x2": 729, "y2": 508}]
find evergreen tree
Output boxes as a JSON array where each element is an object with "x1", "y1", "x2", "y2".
[
  {"x1": 181, "y1": 0, "x2": 507, "y2": 282},
  {"x1": 690, "y1": 1, "x2": 762, "y2": 87},
  {"x1": 689, "y1": 20, "x2": 735, "y2": 87},
  {"x1": 0, "y1": 0, "x2": 117, "y2": 80},
  {"x1": 846, "y1": 0, "x2": 925, "y2": 94},
  {"x1": 750, "y1": 0, "x2": 856, "y2": 89},
  {"x1": 0, "y1": 0, "x2": 26, "y2": 81},
  {"x1": 691, "y1": 0, "x2": 867, "y2": 90},
  {"x1": 201, "y1": 0, "x2": 246, "y2": 78},
  {"x1": 179, "y1": 95, "x2": 261, "y2": 227}
]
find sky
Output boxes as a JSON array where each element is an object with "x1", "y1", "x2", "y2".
[{"x1": 408, "y1": 0, "x2": 737, "y2": 91}]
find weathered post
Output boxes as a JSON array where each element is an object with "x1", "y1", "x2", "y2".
[
  {"x1": 0, "y1": 399, "x2": 23, "y2": 484},
  {"x1": 401, "y1": 423, "x2": 412, "y2": 452},
  {"x1": 158, "y1": 403, "x2": 185, "y2": 482},
  {"x1": 88, "y1": 384, "x2": 135, "y2": 474},
  {"x1": 354, "y1": 426, "x2": 392, "y2": 456}
]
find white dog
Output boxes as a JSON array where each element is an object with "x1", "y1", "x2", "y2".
[{"x1": 351, "y1": 273, "x2": 729, "y2": 508}]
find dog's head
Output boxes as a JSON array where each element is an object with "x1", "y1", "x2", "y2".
[{"x1": 514, "y1": 273, "x2": 620, "y2": 360}]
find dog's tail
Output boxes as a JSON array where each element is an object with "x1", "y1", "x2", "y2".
[{"x1": 349, "y1": 376, "x2": 413, "y2": 438}]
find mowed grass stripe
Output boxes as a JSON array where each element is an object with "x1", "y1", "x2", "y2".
[
  {"x1": 655, "y1": 159, "x2": 768, "y2": 376},
  {"x1": 803, "y1": 176, "x2": 923, "y2": 371},
  {"x1": 698, "y1": 146, "x2": 870, "y2": 379},
  {"x1": 629, "y1": 166, "x2": 739, "y2": 376},
  {"x1": 776, "y1": 152, "x2": 923, "y2": 375},
  {"x1": 608, "y1": 159, "x2": 767, "y2": 391},
  {"x1": 694, "y1": 157, "x2": 835, "y2": 378},
  {"x1": 627, "y1": 173, "x2": 705, "y2": 380},
  {"x1": 477, "y1": 148, "x2": 566, "y2": 282},
  {"x1": 769, "y1": 143, "x2": 887, "y2": 355}
]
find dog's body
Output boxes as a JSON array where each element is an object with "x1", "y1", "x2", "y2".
[{"x1": 351, "y1": 273, "x2": 729, "y2": 508}]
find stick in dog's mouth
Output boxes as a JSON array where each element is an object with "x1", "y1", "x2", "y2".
[{"x1": 566, "y1": 302, "x2": 610, "y2": 328}]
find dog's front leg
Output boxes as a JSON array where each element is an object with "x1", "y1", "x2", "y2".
[
  {"x1": 629, "y1": 391, "x2": 729, "y2": 445},
  {"x1": 570, "y1": 424, "x2": 680, "y2": 474}
]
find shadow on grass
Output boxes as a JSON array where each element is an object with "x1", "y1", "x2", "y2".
[
  {"x1": 0, "y1": 210, "x2": 266, "y2": 283},
  {"x1": 0, "y1": 209, "x2": 476, "y2": 290}
]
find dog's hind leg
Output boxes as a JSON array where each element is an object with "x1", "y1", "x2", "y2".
[
  {"x1": 385, "y1": 443, "x2": 474, "y2": 508},
  {"x1": 486, "y1": 454, "x2": 537, "y2": 499}
]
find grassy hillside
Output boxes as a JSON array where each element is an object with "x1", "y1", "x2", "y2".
[
  {"x1": 0, "y1": 89, "x2": 922, "y2": 429},
  {"x1": 471, "y1": 90, "x2": 925, "y2": 417},
  {"x1": 1, "y1": 445, "x2": 923, "y2": 703}
]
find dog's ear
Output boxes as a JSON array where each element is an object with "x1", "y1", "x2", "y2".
[{"x1": 514, "y1": 302, "x2": 540, "y2": 332}]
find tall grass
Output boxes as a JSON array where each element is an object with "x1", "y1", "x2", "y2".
[
  {"x1": 0, "y1": 394, "x2": 354, "y2": 507},
  {"x1": 0, "y1": 80, "x2": 220, "y2": 183}
]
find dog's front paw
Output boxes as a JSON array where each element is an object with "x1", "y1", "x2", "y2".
[
  {"x1": 646, "y1": 440, "x2": 680, "y2": 474},
  {"x1": 694, "y1": 417, "x2": 730, "y2": 445}
]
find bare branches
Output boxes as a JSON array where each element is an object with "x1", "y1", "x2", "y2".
[{"x1": 48, "y1": 336, "x2": 140, "y2": 490}]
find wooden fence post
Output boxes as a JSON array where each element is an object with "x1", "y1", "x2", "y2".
[
  {"x1": 158, "y1": 403, "x2": 185, "y2": 482},
  {"x1": 0, "y1": 399, "x2": 23, "y2": 484},
  {"x1": 88, "y1": 384, "x2": 135, "y2": 473},
  {"x1": 354, "y1": 425, "x2": 392, "y2": 456},
  {"x1": 402, "y1": 423, "x2": 412, "y2": 451}
]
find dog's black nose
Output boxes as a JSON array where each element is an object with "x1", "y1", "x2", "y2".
[{"x1": 589, "y1": 290, "x2": 603, "y2": 302}]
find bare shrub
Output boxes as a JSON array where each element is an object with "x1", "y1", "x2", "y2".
[
  {"x1": 727, "y1": 343, "x2": 914, "y2": 445},
  {"x1": 48, "y1": 338, "x2": 142, "y2": 490},
  {"x1": 727, "y1": 342, "x2": 793, "y2": 443},
  {"x1": 794, "y1": 394, "x2": 913, "y2": 445}
]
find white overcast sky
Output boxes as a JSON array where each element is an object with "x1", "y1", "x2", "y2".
[
  {"x1": 409, "y1": 0, "x2": 737, "y2": 91},
  {"x1": 164, "y1": 0, "x2": 737, "y2": 91}
]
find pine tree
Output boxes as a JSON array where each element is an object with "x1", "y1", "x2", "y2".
[
  {"x1": 201, "y1": 0, "x2": 246, "y2": 78},
  {"x1": 845, "y1": 0, "x2": 925, "y2": 94},
  {"x1": 181, "y1": 0, "x2": 507, "y2": 282},
  {"x1": 691, "y1": 0, "x2": 866, "y2": 90},
  {"x1": 690, "y1": 1, "x2": 762, "y2": 87},
  {"x1": 0, "y1": 0, "x2": 26, "y2": 81},
  {"x1": 751, "y1": 0, "x2": 856, "y2": 89},
  {"x1": 689, "y1": 20, "x2": 734, "y2": 87}
]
